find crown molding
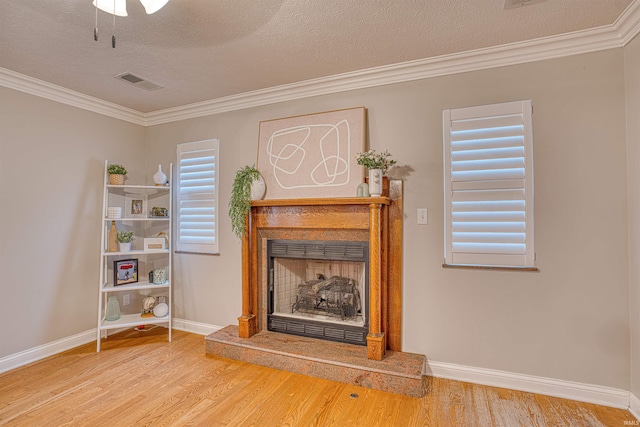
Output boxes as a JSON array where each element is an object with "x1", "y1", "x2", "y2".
[
  {"x1": 618, "y1": 0, "x2": 640, "y2": 44},
  {"x1": 2, "y1": 0, "x2": 639, "y2": 127},
  {"x1": 0, "y1": 68, "x2": 146, "y2": 126},
  {"x1": 145, "y1": 0, "x2": 640, "y2": 125}
]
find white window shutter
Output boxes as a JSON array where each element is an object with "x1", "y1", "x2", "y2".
[
  {"x1": 443, "y1": 100, "x2": 534, "y2": 268},
  {"x1": 176, "y1": 139, "x2": 219, "y2": 254}
]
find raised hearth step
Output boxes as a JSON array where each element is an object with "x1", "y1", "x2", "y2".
[{"x1": 205, "y1": 325, "x2": 426, "y2": 397}]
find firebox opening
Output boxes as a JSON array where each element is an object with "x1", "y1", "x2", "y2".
[{"x1": 267, "y1": 240, "x2": 369, "y2": 345}]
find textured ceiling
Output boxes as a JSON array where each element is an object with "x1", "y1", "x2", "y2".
[{"x1": 0, "y1": 0, "x2": 633, "y2": 113}]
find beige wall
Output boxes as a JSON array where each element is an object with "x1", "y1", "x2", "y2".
[
  {"x1": 0, "y1": 46, "x2": 633, "y2": 391},
  {"x1": 626, "y1": 33, "x2": 640, "y2": 396},
  {"x1": 145, "y1": 48, "x2": 630, "y2": 389},
  {"x1": 0, "y1": 88, "x2": 145, "y2": 357}
]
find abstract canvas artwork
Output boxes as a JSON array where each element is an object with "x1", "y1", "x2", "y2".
[{"x1": 257, "y1": 107, "x2": 366, "y2": 199}]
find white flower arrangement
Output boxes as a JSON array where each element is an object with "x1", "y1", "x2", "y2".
[{"x1": 355, "y1": 149, "x2": 397, "y2": 174}]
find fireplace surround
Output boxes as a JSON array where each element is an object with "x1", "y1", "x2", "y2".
[{"x1": 238, "y1": 180, "x2": 403, "y2": 360}]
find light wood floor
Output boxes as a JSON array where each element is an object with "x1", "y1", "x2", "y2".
[{"x1": 0, "y1": 329, "x2": 636, "y2": 426}]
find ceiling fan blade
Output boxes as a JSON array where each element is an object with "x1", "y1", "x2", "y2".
[{"x1": 92, "y1": 0, "x2": 128, "y2": 17}]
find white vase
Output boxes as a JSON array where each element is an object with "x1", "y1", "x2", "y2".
[
  {"x1": 368, "y1": 168, "x2": 383, "y2": 196},
  {"x1": 250, "y1": 174, "x2": 266, "y2": 200},
  {"x1": 153, "y1": 164, "x2": 167, "y2": 186},
  {"x1": 119, "y1": 242, "x2": 131, "y2": 252}
]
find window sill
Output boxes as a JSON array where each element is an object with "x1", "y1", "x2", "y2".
[
  {"x1": 442, "y1": 264, "x2": 539, "y2": 272},
  {"x1": 174, "y1": 251, "x2": 220, "y2": 256}
]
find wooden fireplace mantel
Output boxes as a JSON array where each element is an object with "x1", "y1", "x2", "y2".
[{"x1": 238, "y1": 180, "x2": 403, "y2": 361}]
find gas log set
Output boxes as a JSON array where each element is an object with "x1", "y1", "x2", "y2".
[{"x1": 292, "y1": 274, "x2": 362, "y2": 321}]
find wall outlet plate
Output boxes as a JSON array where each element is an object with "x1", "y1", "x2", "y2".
[{"x1": 123, "y1": 294, "x2": 130, "y2": 306}]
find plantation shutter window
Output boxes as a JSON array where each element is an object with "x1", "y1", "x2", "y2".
[
  {"x1": 176, "y1": 139, "x2": 219, "y2": 254},
  {"x1": 443, "y1": 100, "x2": 534, "y2": 268}
]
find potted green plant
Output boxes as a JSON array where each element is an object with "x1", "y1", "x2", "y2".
[
  {"x1": 356, "y1": 149, "x2": 397, "y2": 197},
  {"x1": 107, "y1": 164, "x2": 127, "y2": 185},
  {"x1": 116, "y1": 230, "x2": 135, "y2": 252},
  {"x1": 229, "y1": 165, "x2": 264, "y2": 238}
]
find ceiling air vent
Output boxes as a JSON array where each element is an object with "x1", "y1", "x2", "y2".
[
  {"x1": 504, "y1": 0, "x2": 546, "y2": 9},
  {"x1": 114, "y1": 72, "x2": 163, "y2": 91}
]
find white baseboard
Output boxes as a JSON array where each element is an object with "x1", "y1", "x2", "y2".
[
  {"x1": 172, "y1": 318, "x2": 222, "y2": 336},
  {"x1": 0, "y1": 329, "x2": 96, "y2": 374},
  {"x1": 0, "y1": 320, "x2": 219, "y2": 374},
  {"x1": 630, "y1": 393, "x2": 640, "y2": 421},
  {"x1": 426, "y1": 360, "x2": 630, "y2": 410}
]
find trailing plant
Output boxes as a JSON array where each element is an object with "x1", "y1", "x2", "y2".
[
  {"x1": 355, "y1": 149, "x2": 396, "y2": 174},
  {"x1": 107, "y1": 164, "x2": 127, "y2": 175},
  {"x1": 229, "y1": 165, "x2": 261, "y2": 238},
  {"x1": 116, "y1": 231, "x2": 135, "y2": 243}
]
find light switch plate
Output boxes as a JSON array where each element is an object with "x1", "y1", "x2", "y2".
[{"x1": 417, "y1": 208, "x2": 428, "y2": 225}]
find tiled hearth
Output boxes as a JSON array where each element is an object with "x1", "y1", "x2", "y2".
[{"x1": 206, "y1": 325, "x2": 426, "y2": 397}]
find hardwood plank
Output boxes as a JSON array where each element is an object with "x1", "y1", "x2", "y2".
[{"x1": 0, "y1": 329, "x2": 636, "y2": 426}]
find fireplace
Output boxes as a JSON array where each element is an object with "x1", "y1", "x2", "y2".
[
  {"x1": 207, "y1": 180, "x2": 425, "y2": 394},
  {"x1": 238, "y1": 180, "x2": 403, "y2": 360},
  {"x1": 267, "y1": 239, "x2": 369, "y2": 345}
]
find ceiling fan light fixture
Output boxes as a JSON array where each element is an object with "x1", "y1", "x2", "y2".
[
  {"x1": 139, "y1": 0, "x2": 169, "y2": 14},
  {"x1": 93, "y1": 0, "x2": 128, "y2": 16}
]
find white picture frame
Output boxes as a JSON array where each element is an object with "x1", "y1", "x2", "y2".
[{"x1": 125, "y1": 194, "x2": 147, "y2": 218}]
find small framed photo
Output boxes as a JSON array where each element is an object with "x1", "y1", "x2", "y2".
[
  {"x1": 114, "y1": 259, "x2": 138, "y2": 286},
  {"x1": 125, "y1": 194, "x2": 147, "y2": 218}
]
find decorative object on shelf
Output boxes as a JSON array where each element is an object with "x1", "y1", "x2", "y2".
[
  {"x1": 108, "y1": 221, "x2": 119, "y2": 252},
  {"x1": 257, "y1": 107, "x2": 366, "y2": 199},
  {"x1": 356, "y1": 182, "x2": 370, "y2": 197},
  {"x1": 150, "y1": 206, "x2": 168, "y2": 217},
  {"x1": 125, "y1": 194, "x2": 147, "y2": 218},
  {"x1": 152, "y1": 268, "x2": 167, "y2": 284},
  {"x1": 107, "y1": 164, "x2": 127, "y2": 185},
  {"x1": 251, "y1": 173, "x2": 266, "y2": 200},
  {"x1": 144, "y1": 237, "x2": 166, "y2": 252},
  {"x1": 153, "y1": 296, "x2": 169, "y2": 317},
  {"x1": 105, "y1": 296, "x2": 121, "y2": 321},
  {"x1": 153, "y1": 164, "x2": 167, "y2": 186},
  {"x1": 156, "y1": 231, "x2": 169, "y2": 247},
  {"x1": 356, "y1": 149, "x2": 396, "y2": 197},
  {"x1": 141, "y1": 296, "x2": 156, "y2": 318},
  {"x1": 114, "y1": 258, "x2": 138, "y2": 286},
  {"x1": 368, "y1": 169, "x2": 383, "y2": 197},
  {"x1": 107, "y1": 207, "x2": 122, "y2": 219},
  {"x1": 116, "y1": 231, "x2": 135, "y2": 252},
  {"x1": 229, "y1": 165, "x2": 263, "y2": 238}
]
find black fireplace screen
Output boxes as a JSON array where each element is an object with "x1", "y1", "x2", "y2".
[{"x1": 267, "y1": 240, "x2": 369, "y2": 345}]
